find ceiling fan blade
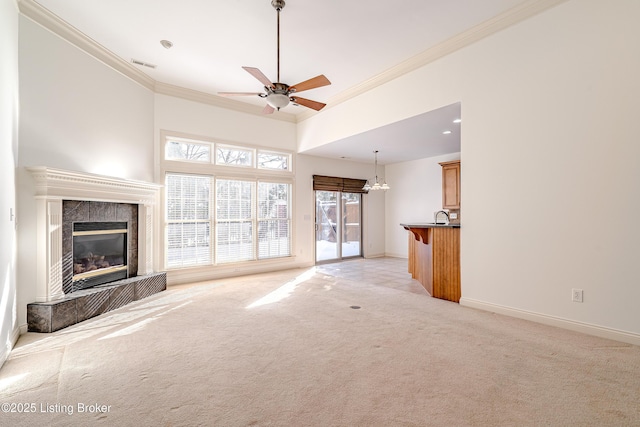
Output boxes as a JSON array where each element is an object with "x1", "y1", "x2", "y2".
[
  {"x1": 291, "y1": 96, "x2": 326, "y2": 111},
  {"x1": 242, "y1": 67, "x2": 274, "y2": 88},
  {"x1": 289, "y1": 75, "x2": 331, "y2": 93},
  {"x1": 218, "y1": 92, "x2": 263, "y2": 97},
  {"x1": 262, "y1": 104, "x2": 275, "y2": 115}
]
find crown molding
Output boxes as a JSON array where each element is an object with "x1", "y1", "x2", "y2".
[
  {"x1": 154, "y1": 82, "x2": 297, "y2": 123},
  {"x1": 297, "y1": 0, "x2": 569, "y2": 122},
  {"x1": 20, "y1": 0, "x2": 567, "y2": 124}
]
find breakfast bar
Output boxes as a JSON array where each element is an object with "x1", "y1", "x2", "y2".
[{"x1": 400, "y1": 223, "x2": 461, "y2": 303}]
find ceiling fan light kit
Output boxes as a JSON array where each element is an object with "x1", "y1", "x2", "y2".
[
  {"x1": 266, "y1": 93, "x2": 290, "y2": 109},
  {"x1": 218, "y1": 0, "x2": 331, "y2": 114}
]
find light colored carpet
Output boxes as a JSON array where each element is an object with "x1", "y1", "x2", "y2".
[{"x1": 1, "y1": 258, "x2": 639, "y2": 426}]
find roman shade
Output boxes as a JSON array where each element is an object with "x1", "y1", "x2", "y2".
[{"x1": 312, "y1": 175, "x2": 368, "y2": 194}]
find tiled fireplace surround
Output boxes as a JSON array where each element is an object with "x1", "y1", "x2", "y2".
[{"x1": 26, "y1": 167, "x2": 166, "y2": 333}]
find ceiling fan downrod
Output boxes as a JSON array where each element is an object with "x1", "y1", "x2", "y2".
[{"x1": 271, "y1": 0, "x2": 285, "y2": 83}]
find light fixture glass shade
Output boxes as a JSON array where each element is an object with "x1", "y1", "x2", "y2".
[
  {"x1": 266, "y1": 93, "x2": 290, "y2": 109},
  {"x1": 363, "y1": 150, "x2": 390, "y2": 192}
]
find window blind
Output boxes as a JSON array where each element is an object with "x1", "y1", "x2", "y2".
[
  {"x1": 165, "y1": 174, "x2": 212, "y2": 268},
  {"x1": 312, "y1": 175, "x2": 368, "y2": 194},
  {"x1": 215, "y1": 179, "x2": 255, "y2": 263},
  {"x1": 258, "y1": 182, "x2": 291, "y2": 258}
]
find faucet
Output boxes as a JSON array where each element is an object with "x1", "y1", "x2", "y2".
[{"x1": 434, "y1": 210, "x2": 449, "y2": 224}]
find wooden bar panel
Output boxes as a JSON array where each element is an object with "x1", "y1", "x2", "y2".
[
  {"x1": 403, "y1": 225, "x2": 460, "y2": 303},
  {"x1": 432, "y1": 228, "x2": 460, "y2": 302}
]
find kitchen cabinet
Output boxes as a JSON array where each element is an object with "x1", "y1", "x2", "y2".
[{"x1": 439, "y1": 160, "x2": 460, "y2": 210}]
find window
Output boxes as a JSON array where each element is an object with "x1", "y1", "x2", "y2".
[
  {"x1": 216, "y1": 145, "x2": 253, "y2": 167},
  {"x1": 166, "y1": 139, "x2": 211, "y2": 163},
  {"x1": 165, "y1": 174, "x2": 212, "y2": 268},
  {"x1": 258, "y1": 182, "x2": 291, "y2": 258},
  {"x1": 258, "y1": 151, "x2": 290, "y2": 171},
  {"x1": 215, "y1": 179, "x2": 255, "y2": 263},
  {"x1": 161, "y1": 133, "x2": 293, "y2": 270}
]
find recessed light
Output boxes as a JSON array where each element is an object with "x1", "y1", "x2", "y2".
[
  {"x1": 453, "y1": 118, "x2": 462, "y2": 123},
  {"x1": 160, "y1": 40, "x2": 173, "y2": 49},
  {"x1": 443, "y1": 130, "x2": 452, "y2": 135}
]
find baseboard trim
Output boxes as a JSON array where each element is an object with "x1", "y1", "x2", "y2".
[
  {"x1": 0, "y1": 325, "x2": 22, "y2": 369},
  {"x1": 459, "y1": 297, "x2": 640, "y2": 347},
  {"x1": 166, "y1": 258, "x2": 312, "y2": 286},
  {"x1": 12, "y1": 325, "x2": 21, "y2": 345},
  {"x1": 384, "y1": 252, "x2": 407, "y2": 259}
]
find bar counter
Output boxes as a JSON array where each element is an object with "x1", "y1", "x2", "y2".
[{"x1": 400, "y1": 223, "x2": 461, "y2": 303}]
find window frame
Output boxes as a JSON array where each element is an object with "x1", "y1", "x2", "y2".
[{"x1": 160, "y1": 130, "x2": 295, "y2": 272}]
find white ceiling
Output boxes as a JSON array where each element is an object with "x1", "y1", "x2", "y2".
[{"x1": 30, "y1": 0, "x2": 535, "y2": 164}]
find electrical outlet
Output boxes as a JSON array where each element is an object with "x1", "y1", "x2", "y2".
[
  {"x1": 572, "y1": 288, "x2": 583, "y2": 303},
  {"x1": 450, "y1": 212, "x2": 458, "y2": 220}
]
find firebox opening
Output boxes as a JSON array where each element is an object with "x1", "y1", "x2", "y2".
[{"x1": 72, "y1": 221, "x2": 128, "y2": 290}]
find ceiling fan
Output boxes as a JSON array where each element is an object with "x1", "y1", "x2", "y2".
[{"x1": 218, "y1": 0, "x2": 331, "y2": 114}]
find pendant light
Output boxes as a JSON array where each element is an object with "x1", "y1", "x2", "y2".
[{"x1": 362, "y1": 150, "x2": 390, "y2": 191}]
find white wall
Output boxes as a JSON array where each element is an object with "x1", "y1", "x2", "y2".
[
  {"x1": 154, "y1": 94, "x2": 297, "y2": 183},
  {"x1": 296, "y1": 155, "x2": 386, "y2": 264},
  {"x1": 18, "y1": 17, "x2": 155, "y2": 181},
  {"x1": 154, "y1": 96, "x2": 385, "y2": 280},
  {"x1": 154, "y1": 94, "x2": 297, "y2": 153},
  {"x1": 385, "y1": 153, "x2": 460, "y2": 258},
  {"x1": 298, "y1": 0, "x2": 640, "y2": 341},
  {"x1": 459, "y1": 0, "x2": 640, "y2": 339},
  {"x1": 16, "y1": 16, "x2": 155, "y2": 328},
  {"x1": 0, "y1": 0, "x2": 20, "y2": 367}
]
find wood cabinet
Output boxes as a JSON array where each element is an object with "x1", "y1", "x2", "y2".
[{"x1": 439, "y1": 160, "x2": 460, "y2": 210}]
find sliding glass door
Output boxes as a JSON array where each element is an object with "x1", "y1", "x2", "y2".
[
  {"x1": 315, "y1": 191, "x2": 361, "y2": 263},
  {"x1": 341, "y1": 192, "x2": 361, "y2": 257}
]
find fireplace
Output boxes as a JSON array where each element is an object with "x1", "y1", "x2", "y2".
[
  {"x1": 62, "y1": 200, "x2": 139, "y2": 294},
  {"x1": 26, "y1": 166, "x2": 167, "y2": 333},
  {"x1": 27, "y1": 166, "x2": 163, "y2": 303},
  {"x1": 72, "y1": 221, "x2": 129, "y2": 290}
]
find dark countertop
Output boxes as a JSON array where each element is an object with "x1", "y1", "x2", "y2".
[{"x1": 400, "y1": 222, "x2": 461, "y2": 228}]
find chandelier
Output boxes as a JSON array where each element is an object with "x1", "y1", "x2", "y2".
[{"x1": 362, "y1": 150, "x2": 390, "y2": 191}]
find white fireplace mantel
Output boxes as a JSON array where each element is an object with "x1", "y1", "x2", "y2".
[{"x1": 27, "y1": 167, "x2": 163, "y2": 302}]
